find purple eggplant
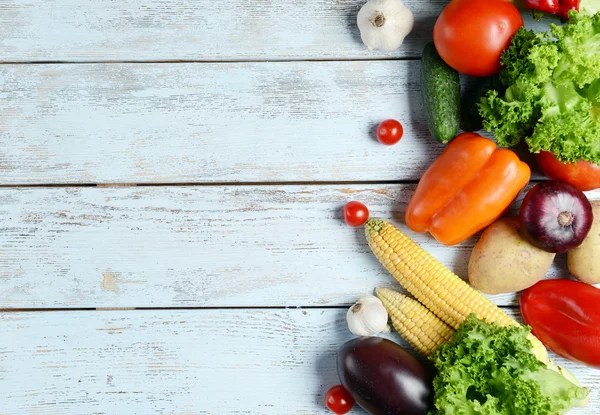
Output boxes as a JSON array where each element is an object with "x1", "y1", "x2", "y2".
[{"x1": 337, "y1": 337, "x2": 433, "y2": 415}]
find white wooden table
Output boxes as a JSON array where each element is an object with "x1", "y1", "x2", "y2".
[{"x1": 0, "y1": 1, "x2": 599, "y2": 413}]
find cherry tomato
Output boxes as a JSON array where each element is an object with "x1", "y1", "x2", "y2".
[
  {"x1": 536, "y1": 151, "x2": 600, "y2": 191},
  {"x1": 376, "y1": 119, "x2": 404, "y2": 146},
  {"x1": 343, "y1": 201, "x2": 369, "y2": 227},
  {"x1": 433, "y1": 0, "x2": 523, "y2": 76},
  {"x1": 325, "y1": 385, "x2": 355, "y2": 414}
]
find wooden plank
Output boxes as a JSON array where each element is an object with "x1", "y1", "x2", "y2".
[
  {"x1": 0, "y1": 60, "x2": 431, "y2": 184},
  {"x1": 0, "y1": 0, "x2": 552, "y2": 62},
  {"x1": 0, "y1": 185, "x2": 597, "y2": 309},
  {"x1": 0, "y1": 61, "x2": 546, "y2": 185},
  {"x1": 0, "y1": 308, "x2": 597, "y2": 414}
]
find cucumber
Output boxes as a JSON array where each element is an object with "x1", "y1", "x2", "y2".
[
  {"x1": 461, "y1": 75, "x2": 504, "y2": 132},
  {"x1": 420, "y1": 42, "x2": 460, "y2": 144}
]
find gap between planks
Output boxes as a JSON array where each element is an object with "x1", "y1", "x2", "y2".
[
  {"x1": 0, "y1": 178, "x2": 552, "y2": 189},
  {"x1": 0, "y1": 181, "x2": 417, "y2": 189},
  {"x1": 0, "y1": 305, "x2": 521, "y2": 313},
  {"x1": 0, "y1": 57, "x2": 423, "y2": 65}
]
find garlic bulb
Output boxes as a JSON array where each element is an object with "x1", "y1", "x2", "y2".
[
  {"x1": 346, "y1": 295, "x2": 390, "y2": 336},
  {"x1": 356, "y1": 0, "x2": 414, "y2": 52}
]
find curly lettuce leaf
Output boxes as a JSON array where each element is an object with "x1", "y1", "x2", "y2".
[
  {"x1": 479, "y1": 79, "x2": 541, "y2": 147},
  {"x1": 528, "y1": 81, "x2": 600, "y2": 161},
  {"x1": 581, "y1": 0, "x2": 600, "y2": 15},
  {"x1": 552, "y1": 12, "x2": 600, "y2": 87},
  {"x1": 429, "y1": 316, "x2": 589, "y2": 415},
  {"x1": 500, "y1": 28, "x2": 558, "y2": 86},
  {"x1": 479, "y1": 13, "x2": 600, "y2": 164}
]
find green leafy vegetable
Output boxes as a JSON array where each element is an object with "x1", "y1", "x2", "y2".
[
  {"x1": 479, "y1": 12, "x2": 600, "y2": 164},
  {"x1": 429, "y1": 315, "x2": 589, "y2": 415},
  {"x1": 581, "y1": 0, "x2": 600, "y2": 16}
]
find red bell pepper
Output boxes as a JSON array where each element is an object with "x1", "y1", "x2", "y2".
[
  {"x1": 523, "y1": 0, "x2": 581, "y2": 19},
  {"x1": 524, "y1": 0, "x2": 559, "y2": 14},
  {"x1": 520, "y1": 279, "x2": 600, "y2": 368},
  {"x1": 557, "y1": 0, "x2": 581, "y2": 19}
]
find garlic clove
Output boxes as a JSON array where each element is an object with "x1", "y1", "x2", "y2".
[
  {"x1": 346, "y1": 295, "x2": 390, "y2": 336},
  {"x1": 356, "y1": 0, "x2": 414, "y2": 52}
]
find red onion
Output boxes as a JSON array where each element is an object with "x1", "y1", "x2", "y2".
[{"x1": 520, "y1": 181, "x2": 593, "y2": 253}]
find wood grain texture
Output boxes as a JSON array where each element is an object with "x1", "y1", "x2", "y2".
[
  {"x1": 0, "y1": 308, "x2": 598, "y2": 414},
  {"x1": 0, "y1": 0, "x2": 552, "y2": 62},
  {"x1": 0, "y1": 60, "x2": 438, "y2": 185},
  {"x1": 0, "y1": 185, "x2": 597, "y2": 309},
  {"x1": 0, "y1": 61, "x2": 548, "y2": 185}
]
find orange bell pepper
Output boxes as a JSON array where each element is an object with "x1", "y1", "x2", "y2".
[{"x1": 406, "y1": 132, "x2": 531, "y2": 246}]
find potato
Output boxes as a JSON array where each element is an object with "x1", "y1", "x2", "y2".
[
  {"x1": 568, "y1": 201, "x2": 600, "y2": 284},
  {"x1": 468, "y1": 217, "x2": 555, "y2": 294}
]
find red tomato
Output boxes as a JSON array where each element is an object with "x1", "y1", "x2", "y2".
[
  {"x1": 433, "y1": 0, "x2": 523, "y2": 76},
  {"x1": 536, "y1": 151, "x2": 600, "y2": 191},
  {"x1": 376, "y1": 119, "x2": 404, "y2": 146},
  {"x1": 343, "y1": 201, "x2": 369, "y2": 227},
  {"x1": 325, "y1": 385, "x2": 355, "y2": 415},
  {"x1": 521, "y1": 280, "x2": 600, "y2": 368}
]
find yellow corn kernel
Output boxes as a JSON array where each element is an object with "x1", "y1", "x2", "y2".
[
  {"x1": 376, "y1": 287, "x2": 454, "y2": 356},
  {"x1": 366, "y1": 219, "x2": 516, "y2": 330}
]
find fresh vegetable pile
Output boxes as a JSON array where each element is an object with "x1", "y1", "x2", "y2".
[
  {"x1": 325, "y1": 1, "x2": 600, "y2": 414},
  {"x1": 331, "y1": 218, "x2": 594, "y2": 415}
]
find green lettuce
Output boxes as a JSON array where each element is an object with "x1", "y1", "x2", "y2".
[
  {"x1": 429, "y1": 315, "x2": 589, "y2": 415},
  {"x1": 581, "y1": 0, "x2": 600, "y2": 15},
  {"x1": 479, "y1": 12, "x2": 600, "y2": 164}
]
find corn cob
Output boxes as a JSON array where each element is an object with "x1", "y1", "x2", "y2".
[
  {"x1": 365, "y1": 220, "x2": 584, "y2": 389},
  {"x1": 366, "y1": 219, "x2": 558, "y2": 366},
  {"x1": 366, "y1": 218, "x2": 515, "y2": 330},
  {"x1": 376, "y1": 288, "x2": 454, "y2": 356}
]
